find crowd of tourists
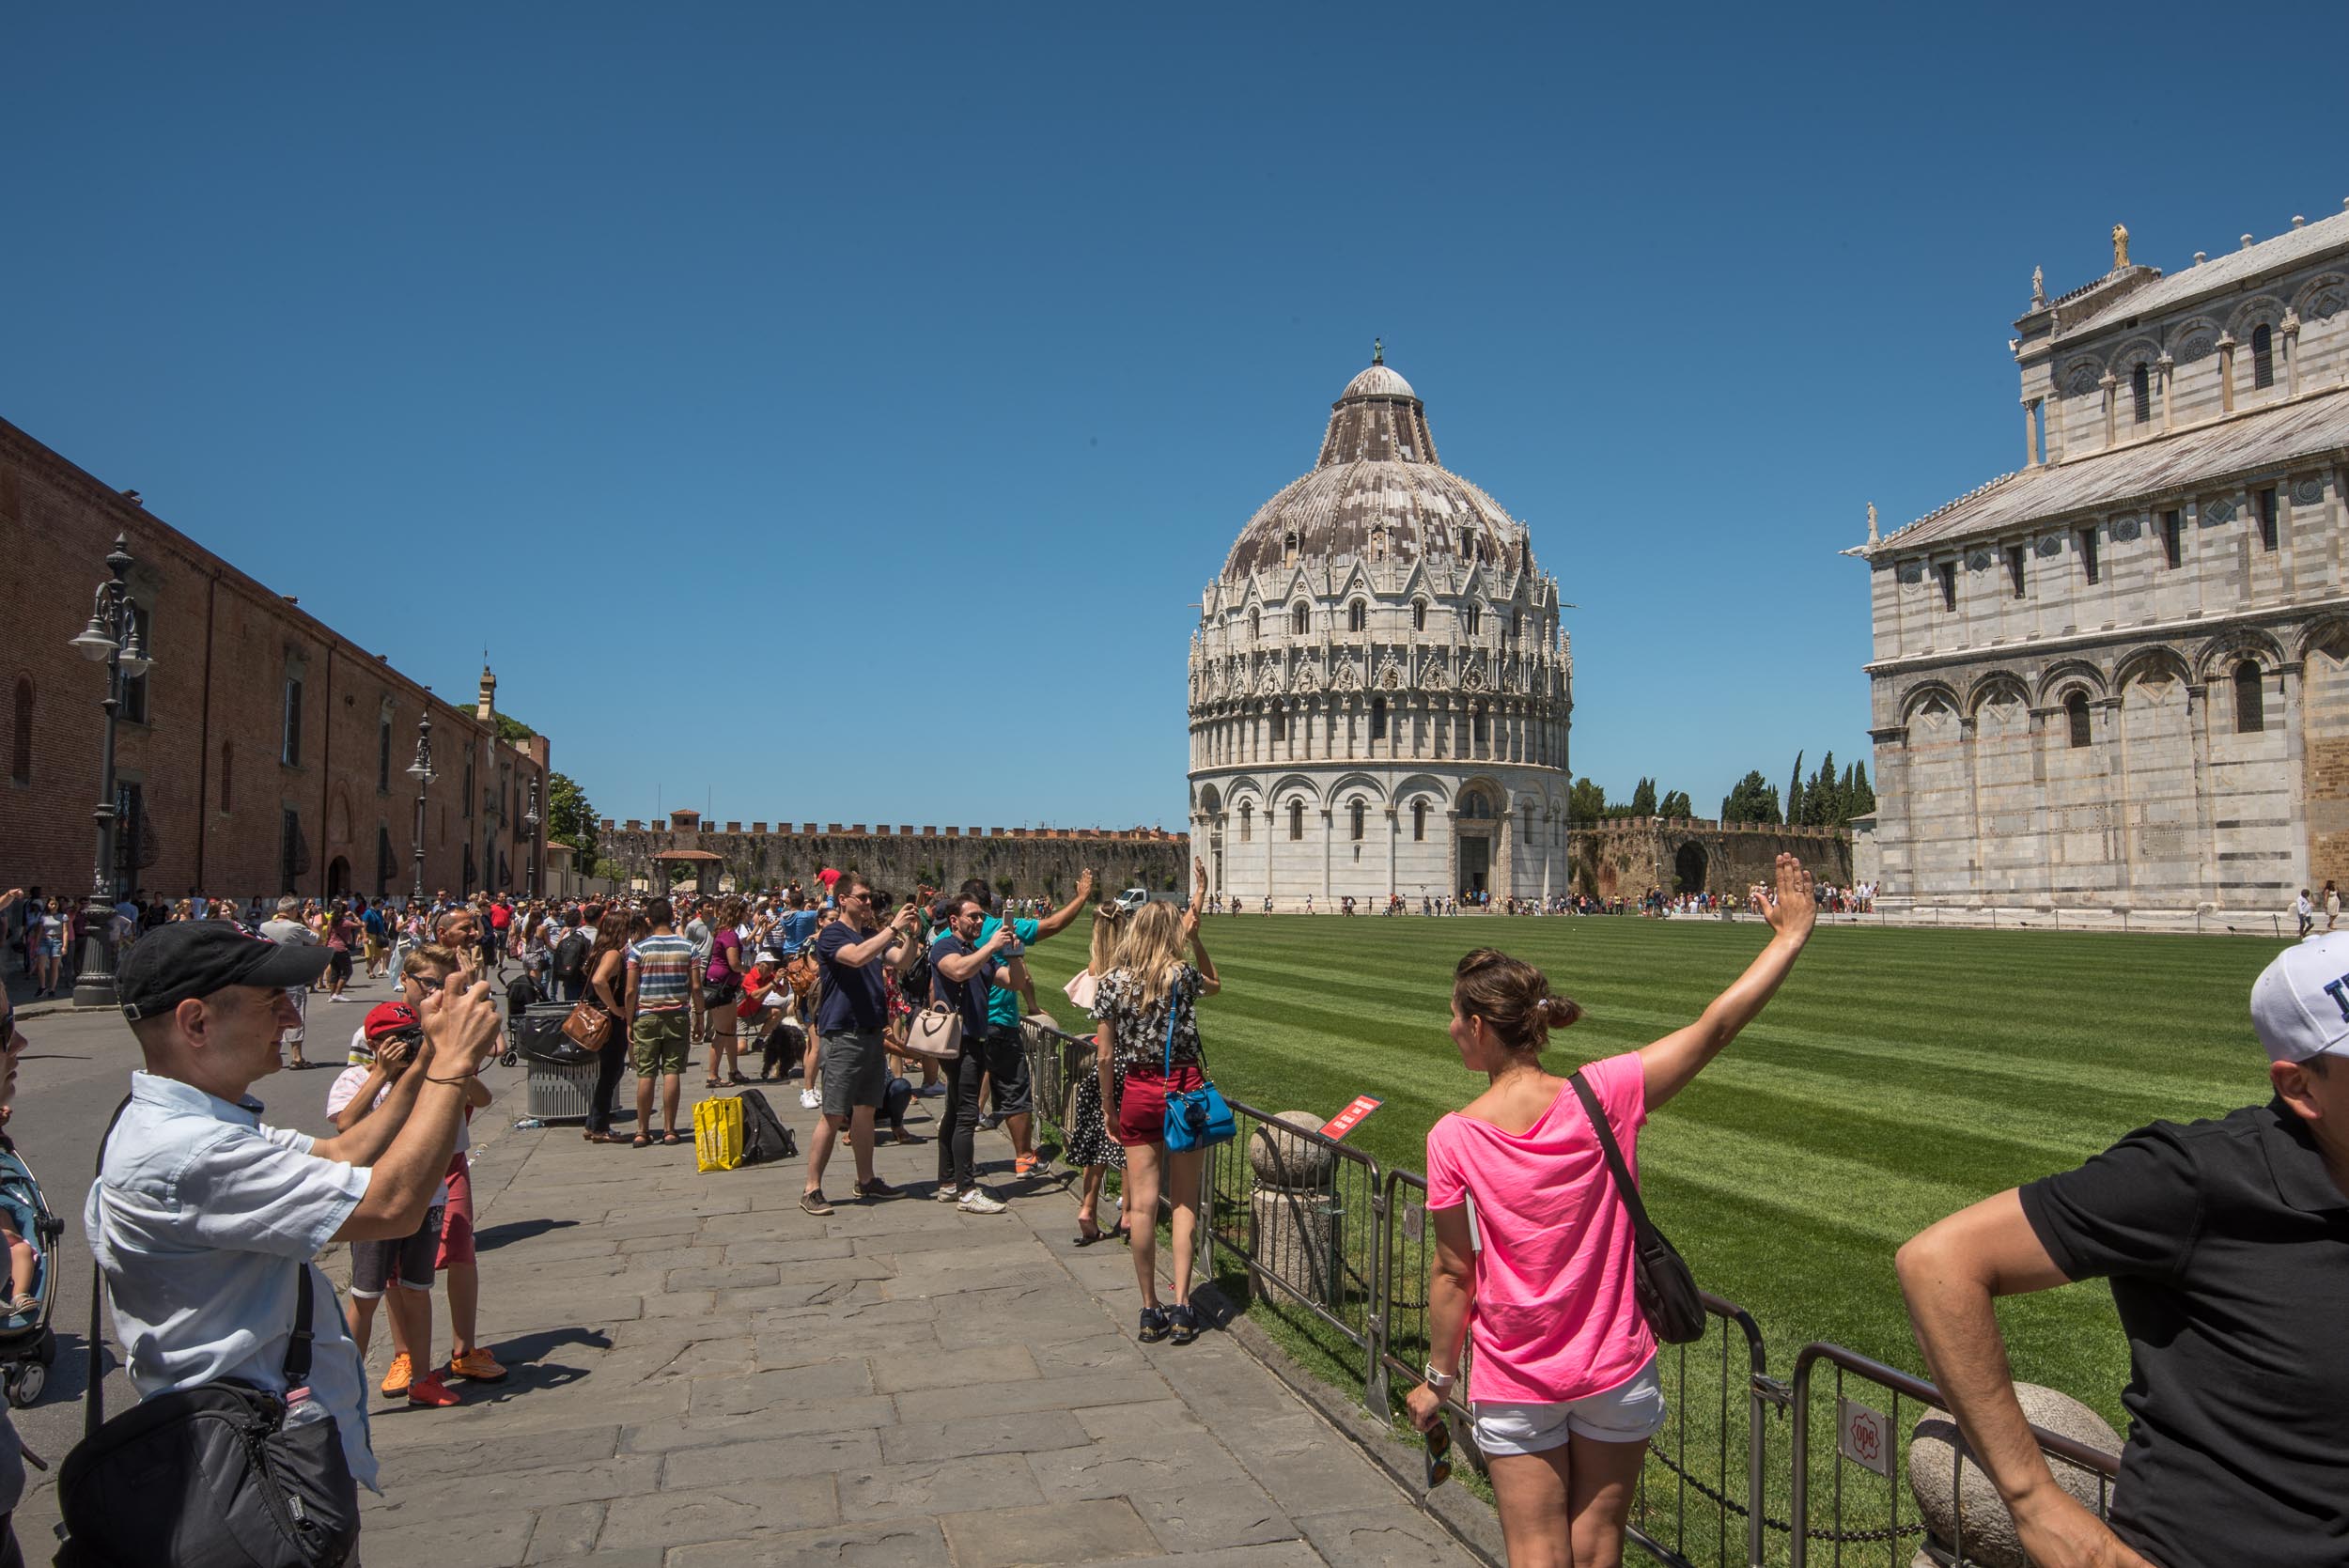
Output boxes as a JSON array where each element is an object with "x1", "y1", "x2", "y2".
[{"x1": 3, "y1": 838, "x2": 2341, "y2": 1568}]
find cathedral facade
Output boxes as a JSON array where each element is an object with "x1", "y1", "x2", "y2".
[
  {"x1": 1187, "y1": 353, "x2": 1572, "y2": 904},
  {"x1": 1856, "y1": 209, "x2": 2349, "y2": 910}
]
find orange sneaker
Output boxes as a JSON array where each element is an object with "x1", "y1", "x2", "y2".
[
  {"x1": 448, "y1": 1347, "x2": 507, "y2": 1383},
  {"x1": 380, "y1": 1352, "x2": 412, "y2": 1398},
  {"x1": 1013, "y1": 1154, "x2": 1038, "y2": 1176},
  {"x1": 405, "y1": 1370, "x2": 460, "y2": 1408}
]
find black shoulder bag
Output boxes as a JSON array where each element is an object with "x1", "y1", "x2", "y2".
[
  {"x1": 1566, "y1": 1070, "x2": 1707, "y2": 1344},
  {"x1": 55, "y1": 1098, "x2": 362, "y2": 1568}
]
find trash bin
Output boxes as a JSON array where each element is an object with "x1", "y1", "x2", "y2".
[{"x1": 526, "y1": 1057, "x2": 601, "y2": 1123}]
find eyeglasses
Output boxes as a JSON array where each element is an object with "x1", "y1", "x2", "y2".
[
  {"x1": 1423, "y1": 1417, "x2": 1453, "y2": 1491},
  {"x1": 412, "y1": 976, "x2": 446, "y2": 994}
]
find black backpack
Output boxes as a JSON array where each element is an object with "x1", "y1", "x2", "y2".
[
  {"x1": 737, "y1": 1090, "x2": 798, "y2": 1166},
  {"x1": 552, "y1": 932, "x2": 590, "y2": 985}
]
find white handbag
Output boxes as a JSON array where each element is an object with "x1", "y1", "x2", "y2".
[{"x1": 903, "y1": 1001, "x2": 963, "y2": 1063}]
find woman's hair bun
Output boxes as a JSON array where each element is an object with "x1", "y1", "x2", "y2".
[{"x1": 1539, "y1": 995, "x2": 1583, "y2": 1029}]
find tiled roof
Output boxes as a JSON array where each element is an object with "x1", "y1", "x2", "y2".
[
  {"x1": 2056, "y1": 205, "x2": 2349, "y2": 340},
  {"x1": 1870, "y1": 387, "x2": 2349, "y2": 555}
]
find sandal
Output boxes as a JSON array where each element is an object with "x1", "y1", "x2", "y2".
[
  {"x1": 704, "y1": 1077, "x2": 722, "y2": 1089},
  {"x1": 630, "y1": 1134, "x2": 652, "y2": 1149},
  {"x1": 660, "y1": 1130, "x2": 683, "y2": 1147},
  {"x1": 1073, "y1": 1218, "x2": 1107, "y2": 1247}
]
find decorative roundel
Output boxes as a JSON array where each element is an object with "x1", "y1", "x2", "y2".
[
  {"x1": 2111, "y1": 518, "x2": 2141, "y2": 542},
  {"x1": 1896, "y1": 562, "x2": 1925, "y2": 584},
  {"x1": 2203, "y1": 498, "x2": 2236, "y2": 524},
  {"x1": 2035, "y1": 536, "x2": 2063, "y2": 557},
  {"x1": 1966, "y1": 550, "x2": 1992, "y2": 570},
  {"x1": 2294, "y1": 478, "x2": 2325, "y2": 506}
]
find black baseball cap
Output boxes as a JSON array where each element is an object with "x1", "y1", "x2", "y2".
[{"x1": 117, "y1": 921, "x2": 332, "y2": 1022}]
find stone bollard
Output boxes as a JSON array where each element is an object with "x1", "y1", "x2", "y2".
[
  {"x1": 1248, "y1": 1112, "x2": 1337, "y2": 1304},
  {"x1": 1907, "y1": 1384, "x2": 2121, "y2": 1568}
]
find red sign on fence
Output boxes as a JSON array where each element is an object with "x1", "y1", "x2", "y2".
[{"x1": 1322, "y1": 1095, "x2": 1383, "y2": 1141}]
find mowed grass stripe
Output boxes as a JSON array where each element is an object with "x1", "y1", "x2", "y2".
[{"x1": 1020, "y1": 914, "x2": 2284, "y2": 1425}]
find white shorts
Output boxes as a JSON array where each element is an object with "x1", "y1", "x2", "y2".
[{"x1": 1472, "y1": 1357, "x2": 1668, "y2": 1455}]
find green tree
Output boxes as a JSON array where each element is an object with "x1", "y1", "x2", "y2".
[
  {"x1": 1721, "y1": 770, "x2": 1781, "y2": 824},
  {"x1": 1628, "y1": 778, "x2": 1658, "y2": 815},
  {"x1": 544, "y1": 772, "x2": 599, "y2": 871},
  {"x1": 1657, "y1": 789, "x2": 1693, "y2": 818},
  {"x1": 1785, "y1": 751, "x2": 1805, "y2": 827},
  {"x1": 1803, "y1": 751, "x2": 1840, "y2": 826},
  {"x1": 1848, "y1": 760, "x2": 1877, "y2": 815},
  {"x1": 1569, "y1": 776, "x2": 1609, "y2": 824},
  {"x1": 491, "y1": 710, "x2": 536, "y2": 744}
]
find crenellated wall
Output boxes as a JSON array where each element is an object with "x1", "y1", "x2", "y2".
[{"x1": 1569, "y1": 818, "x2": 1854, "y2": 901}]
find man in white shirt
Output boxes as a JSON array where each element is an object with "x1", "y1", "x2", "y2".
[
  {"x1": 88, "y1": 921, "x2": 501, "y2": 1508},
  {"x1": 258, "y1": 896, "x2": 320, "y2": 1069}
]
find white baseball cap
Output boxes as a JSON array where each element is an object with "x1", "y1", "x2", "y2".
[{"x1": 2249, "y1": 931, "x2": 2349, "y2": 1063}]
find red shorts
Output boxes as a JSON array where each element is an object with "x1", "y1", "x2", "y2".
[
  {"x1": 1114, "y1": 1062, "x2": 1204, "y2": 1147},
  {"x1": 436, "y1": 1152, "x2": 475, "y2": 1270}
]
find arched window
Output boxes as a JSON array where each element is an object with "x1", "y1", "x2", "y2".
[
  {"x1": 2065, "y1": 691, "x2": 2091, "y2": 750},
  {"x1": 1348, "y1": 600, "x2": 1366, "y2": 633},
  {"x1": 1349, "y1": 800, "x2": 1365, "y2": 840},
  {"x1": 2252, "y1": 324, "x2": 2275, "y2": 390},
  {"x1": 8, "y1": 678, "x2": 30, "y2": 786},
  {"x1": 1248, "y1": 609, "x2": 1260, "y2": 642},
  {"x1": 1466, "y1": 605, "x2": 1482, "y2": 636},
  {"x1": 1269, "y1": 708, "x2": 1285, "y2": 741},
  {"x1": 1413, "y1": 600, "x2": 1427, "y2": 632},
  {"x1": 1291, "y1": 602, "x2": 1311, "y2": 636},
  {"x1": 2131, "y1": 362, "x2": 2150, "y2": 424},
  {"x1": 1238, "y1": 802, "x2": 1252, "y2": 842},
  {"x1": 1370, "y1": 696, "x2": 1387, "y2": 739},
  {"x1": 2235, "y1": 660, "x2": 2265, "y2": 734},
  {"x1": 1412, "y1": 800, "x2": 1427, "y2": 841},
  {"x1": 220, "y1": 741, "x2": 235, "y2": 813},
  {"x1": 1471, "y1": 707, "x2": 1489, "y2": 746},
  {"x1": 1287, "y1": 800, "x2": 1304, "y2": 841}
]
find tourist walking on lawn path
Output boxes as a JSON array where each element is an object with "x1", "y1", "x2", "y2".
[
  {"x1": 1090, "y1": 859, "x2": 1220, "y2": 1345},
  {"x1": 1408, "y1": 852, "x2": 1816, "y2": 1568}
]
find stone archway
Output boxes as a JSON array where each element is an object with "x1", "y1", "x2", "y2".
[
  {"x1": 1455, "y1": 784, "x2": 1498, "y2": 897},
  {"x1": 1674, "y1": 842, "x2": 1707, "y2": 894},
  {"x1": 326, "y1": 856, "x2": 351, "y2": 898}
]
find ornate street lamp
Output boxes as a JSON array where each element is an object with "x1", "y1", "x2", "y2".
[
  {"x1": 406, "y1": 711, "x2": 436, "y2": 902},
  {"x1": 70, "y1": 534, "x2": 149, "y2": 1008},
  {"x1": 523, "y1": 774, "x2": 542, "y2": 898}
]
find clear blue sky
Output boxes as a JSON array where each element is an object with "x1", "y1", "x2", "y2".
[{"x1": 8, "y1": 3, "x2": 2343, "y2": 831}]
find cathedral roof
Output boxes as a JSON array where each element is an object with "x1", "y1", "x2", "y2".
[
  {"x1": 2052, "y1": 204, "x2": 2349, "y2": 341},
  {"x1": 1221, "y1": 356, "x2": 1532, "y2": 583},
  {"x1": 1866, "y1": 384, "x2": 2349, "y2": 556}
]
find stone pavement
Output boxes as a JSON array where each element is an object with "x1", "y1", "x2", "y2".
[{"x1": 352, "y1": 1081, "x2": 1481, "y2": 1568}]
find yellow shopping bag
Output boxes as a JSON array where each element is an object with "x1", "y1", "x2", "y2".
[{"x1": 693, "y1": 1095, "x2": 744, "y2": 1172}]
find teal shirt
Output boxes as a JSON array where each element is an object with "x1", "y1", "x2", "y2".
[{"x1": 975, "y1": 916, "x2": 1041, "y2": 1030}]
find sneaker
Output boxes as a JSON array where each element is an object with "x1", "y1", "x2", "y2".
[
  {"x1": 799, "y1": 1188, "x2": 834, "y2": 1217},
  {"x1": 854, "y1": 1179, "x2": 901, "y2": 1201},
  {"x1": 380, "y1": 1352, "x2": 413, "y2": 1398},
  {"x1": 1013, "y1": 1153, "x2": 1039, "y2": 1176},
  {"x1": 406, "y1": 1370, "x2": 460, "y2": 1408},
  {"x1": 1138, "y1": 1306, "x2": 1171, "y2": 1343},
  {"x1": 1169, "y1": 1303, "x2": 1200, "y2": 1345},
  {"x1": 915, "y1": 1082, "x2": 947, "y2": 1097},
  {"x1": 799, "y1": 1089, "x2": 821, "y2": 1110},
  {"x1": 448, "y1": 1347, "x2": 507, "y2": 1383},
  {"x1": 932, "y1": 1183, "x2": 961, "y2": 1203},
  {"x1": 957, "y1": 1188, "x2": 1008, "y2": 1216}
]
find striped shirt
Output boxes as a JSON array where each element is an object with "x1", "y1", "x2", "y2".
[{"x1": 627, "y1": 934, "x2": 696, "y2": 1012}]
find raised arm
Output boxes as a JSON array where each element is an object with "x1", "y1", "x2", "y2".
[
  {"x1": 1031, "y1": 869, "x2": 1097, "y2": 941},
  {"x1": 1181, "y1": 861, "x2": 1222, "y2": 999},
  {"x1": 328, "y1": 980, "x2": 502, "y2": 1240},
  {"x1": 1895, "y1": 1193, "x2": 2149, "y2": 1568},
  {"x1": 1637, "y1": 853, "x2": 1813, "y2": 1109}
]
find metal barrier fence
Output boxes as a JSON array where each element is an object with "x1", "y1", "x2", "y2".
[{"x1": 1015, "y1": 1021, "x2": 2119, "y2": 1568}]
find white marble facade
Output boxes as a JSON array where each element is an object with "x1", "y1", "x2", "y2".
[
  {"x1": 1187, "y1": 355, "x2": 1573, "y2": 904},
  {"x1": 1857, "y1": 210, "x2": 2349, "y2": 909}
]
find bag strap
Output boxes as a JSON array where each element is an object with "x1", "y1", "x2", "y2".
[
  {"x1": 1566, "y1": 1070, "x2": 1659, "y2": 1245},
  {"x1": 83, "y1": 1094, "x2": 134, "y2": 1439}
]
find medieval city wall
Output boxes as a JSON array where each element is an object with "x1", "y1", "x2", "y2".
[{"x1": 1570, "y1": 818, "x2": 1854, "y2": 900}]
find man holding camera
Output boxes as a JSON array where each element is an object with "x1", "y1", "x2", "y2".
[
  {"x1": 956, "y1": 869, "x2": 1096, "y2": 1177},
  {"x1": 87, "y1": 921, "x2": 504, "y2": 1508},
  {"x1": 928, "y1": 894, "x2": 1027, "y2": 1215},
  {"x1": 801, "y1": 877, "x2": 919, "y2": 1216}
]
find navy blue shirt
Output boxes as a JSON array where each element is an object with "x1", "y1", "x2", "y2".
[
  {"x1": 927, "y1": 931, "x2": 1001, "y2": 1037},
  {"x1": 813, "y1": 921, "x2": 891, "y2": 1035}
]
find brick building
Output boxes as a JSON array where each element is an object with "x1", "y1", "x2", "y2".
[{"x1": 1, "y1": 417, "x2": 549, "y2": 904}]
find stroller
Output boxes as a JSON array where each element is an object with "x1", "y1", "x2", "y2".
[{"x1": 0, "y1": 1141, "x2": 62, "y2": 1406}]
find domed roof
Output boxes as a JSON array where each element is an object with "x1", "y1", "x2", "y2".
[{"x1": 1220, "y1": 354, "x2": 1531, "y2": 583}]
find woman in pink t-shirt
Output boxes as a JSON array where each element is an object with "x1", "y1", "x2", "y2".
[{"x1": 1408, "y1": 853, "x2": 1816, "y2": 1568}]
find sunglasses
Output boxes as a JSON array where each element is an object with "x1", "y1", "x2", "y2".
[
  {"x1": 1423, "y1": 1417, "x2": 1453, "y2": 1491},
  {"x1": 412, "y1": 976, "x2": 446, "y2": 994}
]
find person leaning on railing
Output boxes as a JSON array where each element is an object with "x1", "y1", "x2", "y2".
[
  {"x1": 1408, "y1": 854, "x2": 1817, "y2": 1568},
  {"x1": 1897, "y1": 933, "x2": 2349, "y2": 1568}
]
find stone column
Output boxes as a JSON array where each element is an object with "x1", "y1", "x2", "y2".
[
  {"x1": 2023, "y1": 400, "x2": 2040, "y2": 467},
  {"x1": 2099, "y1": 370, "x2": 2118, "y2": 449},
  {"x1": 2218, "y1": 335, "x2": 2237, "y2": 413},
  {"x1": 2048, "y1": 389, "x2": 2066, "y2": 461},
  {"x1": 2283, "y1": 312, "x2": 2302, "y2": 397},
  {"x1": 2157, "y1": 353, "x2": 2174, "y2": 433},
  {"x1": 1386, "y1": 807, "x2": 1398, "y2": 904},
  {"x1": 1319, "y1": 806, "x2": 1333, "y2": 903},
  {"x1": 2283, "y1": 660, "x2": 2311, "y2": 893},
  {"x1": 2186, "y1": 680, "x2": 2217, "y2": 907}
]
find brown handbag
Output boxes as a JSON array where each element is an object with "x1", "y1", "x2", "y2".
[{"x1": 561, "y1": 1000, "x2": 613, "y2": 1052}]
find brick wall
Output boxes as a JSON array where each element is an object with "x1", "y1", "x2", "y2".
[{"x1": 0, "y1": 417, "x2": 549, "y2": 903}]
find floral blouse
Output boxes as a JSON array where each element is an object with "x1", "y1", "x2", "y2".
[{"x1": 1089, "y1": 964, "x2": 1206, "y2": 1073}]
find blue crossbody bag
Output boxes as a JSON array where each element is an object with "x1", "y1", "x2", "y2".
[{"x1": 1159, "y1": 985, "x2": 1235, "y2": 1151}]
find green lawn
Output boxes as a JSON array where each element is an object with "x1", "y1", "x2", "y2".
[{"x1": 1022, "y1": 912, "x2": 2285, "y2": 1428}]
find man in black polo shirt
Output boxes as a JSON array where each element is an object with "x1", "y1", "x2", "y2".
[{"x1": 1897, "y1": 934, "x2": 2349, "y2": 1568}]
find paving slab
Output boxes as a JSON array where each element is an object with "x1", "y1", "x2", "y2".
[{"x1": 343, "y1": 1077, "x2": 1483, "y2": 1564}]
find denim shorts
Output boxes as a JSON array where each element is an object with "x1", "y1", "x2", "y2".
[
  {"x1": 1472, "y1": 1357, "x2": 1668, "y2": 1454},
  {"x1": 350, "y1": 1205, "x2": 444, "y2": 1298}
]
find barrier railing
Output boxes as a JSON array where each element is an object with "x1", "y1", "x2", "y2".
[{"x1": 1015, "y1": 1021, "x2": 2117, "y2": 1568}]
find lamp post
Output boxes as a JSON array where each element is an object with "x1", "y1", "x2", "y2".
[
  {"x1": 70, "y1": 533, "x2": 151, "y2": 1008},
  {"x1": 523, "y1": 775, "x2": 542, "y2": 898},
  {"x1": 407, "y1": 711, "x2": 436, "y2": 902}
]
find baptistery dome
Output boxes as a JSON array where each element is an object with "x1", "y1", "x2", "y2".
[{"x1": 1188, "y1": 352, "x2": 1572, "y2": 908}]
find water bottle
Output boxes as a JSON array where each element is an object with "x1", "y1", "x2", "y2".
[
  {"x1": 283, "y1": 1386, "x2": 328, "y2": 1428},
  {"x1": 512, "y1": 1117, "x2": 545, "y2": 1130}
]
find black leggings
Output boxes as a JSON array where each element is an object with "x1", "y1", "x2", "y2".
[
  {"x1": 586, "y1": 1030, "x2": 629, "y2": 1133},
  {"x1": 939, "y1": 1043, "x2": 989, "y2": 1193}
]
